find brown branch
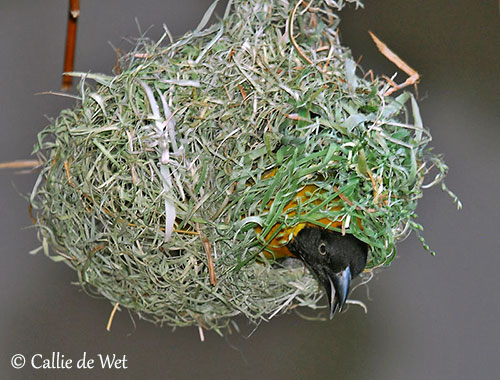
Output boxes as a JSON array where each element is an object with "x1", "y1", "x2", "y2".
[{"x1": 62, "y1": 0, "x2": 80, "y2": 90}]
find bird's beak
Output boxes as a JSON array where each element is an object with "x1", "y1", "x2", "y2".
[{"x1": 324, "y1": 266, "x2": 351, "y2": 319}]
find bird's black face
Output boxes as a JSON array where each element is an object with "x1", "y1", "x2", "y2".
[{"x1": 288, "y1": 226, "x2": 368, "y2": 318}]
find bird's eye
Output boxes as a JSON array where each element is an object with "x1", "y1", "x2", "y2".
[{"x1": 318, "y1": 242, "x2": 327, "y2": 255}]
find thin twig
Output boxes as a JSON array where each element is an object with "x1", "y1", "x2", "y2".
[
  {"x1": 173, "y1": 228, "x2": 199, "y2": 236},
  {"x1": 237, "y1": 83, "x2": 247, "y2": 99},
  {"x1": 0, "y1": 160, "x2": 41, "y2": 169},
  {"x1": 106, "y1": 302, "x2": 120, "y2": 331},
  {"x1": 64, "y1": 160, "x2": 75, "y2": 188},
  {"x1": 368, "y1": 31, "x2": 420, "y2": 96},
  {"x1": 114, "y1": 48, "x2": 122, "y2": 74},
  {"x1": 196, "y1": 222, "x2": 217, "y2": 286}
]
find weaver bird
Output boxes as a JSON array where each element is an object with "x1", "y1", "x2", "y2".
[
  {"x1": 288, "y1": 225, "x2": 368, "y2": 318},
  {"x1": 256, "y1": 182, "x2": 369, "y2": 319}
]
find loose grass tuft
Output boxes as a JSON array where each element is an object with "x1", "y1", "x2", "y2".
[{"x1": 30, "y1": 0, "x2": 459, "y2": 333}]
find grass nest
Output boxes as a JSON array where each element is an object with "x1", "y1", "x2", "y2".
[{"x1": 30, "y1": 0, "x2": 459, "y2": 334}]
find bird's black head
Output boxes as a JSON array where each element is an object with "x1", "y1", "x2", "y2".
[{"x1": 288, "y1": 226, "x2": 368, "y2": 319}]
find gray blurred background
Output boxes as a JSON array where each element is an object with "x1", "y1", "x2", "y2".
[{"x1": 1, "y1": 1, "x2": 499, "y2": 379}]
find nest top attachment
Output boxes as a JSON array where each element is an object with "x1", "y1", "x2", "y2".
[{"x1": 31, "y1": 0, "x2": 455, "y2": 333}]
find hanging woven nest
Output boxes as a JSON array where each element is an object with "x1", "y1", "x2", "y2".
[{"x1": 30, "y1": 0, "x2": 458, "y2": 333}]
